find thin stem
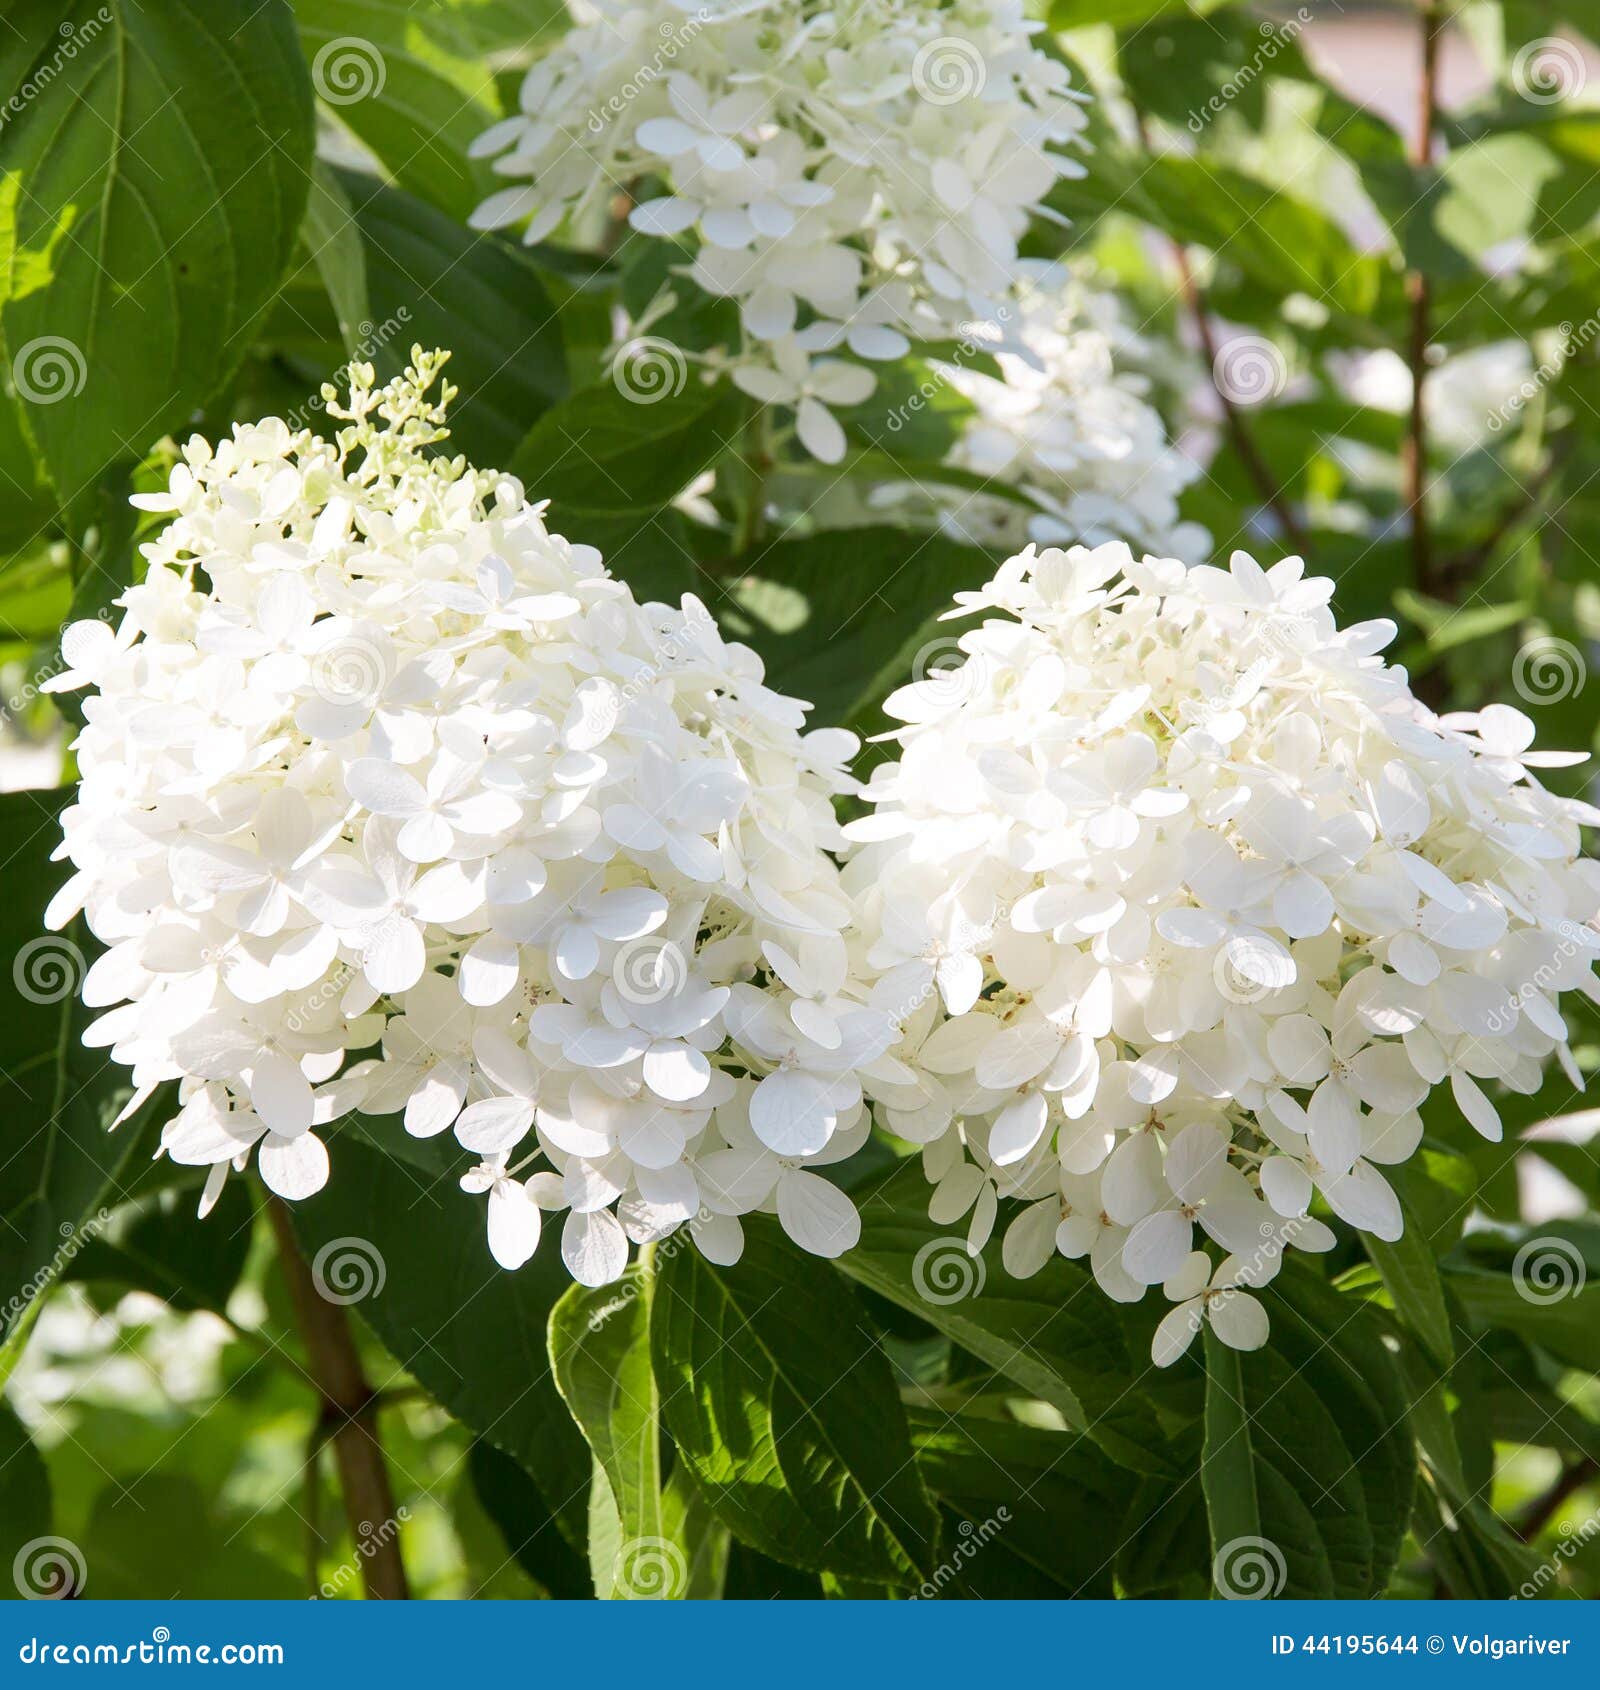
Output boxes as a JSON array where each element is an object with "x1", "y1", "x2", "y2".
[
  {"x1": 265, "y1": 1196, "x2": 410, "y2": 1600},
  {"x1": 302, "y1": 1422, "x2": 328, "y2": 1599},
  {"x1": 731, "y1": 400, "x2": 773, "y2": 560},
  {"x1": 1518, "y1": 1458, "x2": 1597, "y2": 1544},
  {"x1": 1405, "y1": 0, "x2": 1444, "y2": 596},
  {"x1": 1176, "y1": 248, "x2": 1309, "y2": 553}
]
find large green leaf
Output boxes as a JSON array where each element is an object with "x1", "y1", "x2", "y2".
[
  {"x1": 0, "y1": 790, "x2": 165, "y2": 1357},
  {"x1": 1051, "y1": 153, "x2": 1399, "y2": 325},
  {"x1": 838, "y1": 1161, "x2": 1175, "y2": 1476},
  {"x1": 0, "y1": 1404, "x2": 53, "y2": 1590},
  {"x1": 77, "y1": 1472, "x2": 300, "y2": 1599},
  {"x1": 1052, "y1": 0, "x2": 1225, "y2": 25},
  {"x1": 301, "y1": 165, "x2": 371, "y2": 359},
  {"x1": 1268, "y1": 1271, "x2": 1416, "y2": 1594},
  {"x1": 0, "y1": 543, "x2": 71, "y2": 643},
  {"x1": 1202, "y1": 1329, "x2": 1339, "y2": 1599},
  {"x1": 651, "y1": 1219, "x2": 941, "y2": 1589},
  {"x1": 467, "y1": 1440, "x2": 590, "y2": 1599},
  {"x1": 907, "y1": 1408, "x2": 1139, "y2": 1598},
  {"x1": 549, "y1": 1265, "x2": 676, "y2": 1598},
  {"x1": 0, "y1": 0, "x2": 313, "y2": 497},
  {"x1": 469, "y1": 1439, "x2": 594, "y2": 1595},
  {"x1": 728, "y1": 527, "x2": 994, "y2": 733},
  {"x1": 1200, "y1": 1272, "x2": 1415, "y2": 1600},
  {"x1": 339, "y1": 172, "x2": 567, "y2": 470},
  {"x1": 64, "y1": 1181, "x2": 255, "y2": 1315},
  {"x1": 294, "y1": 0, "x2": 502, "y2": 223},
  {"x1": 1364, "y1": 1191, "x2": 1456, "y2": 1368},
  {"x1": 288, "y1": 1136, "x2": 591, "y2": 1546},
  {"x1": 512, "y1": 376, "x2": 741, "y2": 530},
  {"x1": 1447, "y1": 1261, "x2": 1600, "y2": 1373}
]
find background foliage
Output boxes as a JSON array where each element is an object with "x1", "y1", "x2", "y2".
[{"x1": 1, "y1": 0, "x2": 1599, "y2": 1601}]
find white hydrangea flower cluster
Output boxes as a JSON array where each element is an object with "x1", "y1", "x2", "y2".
[
  {"x1": 469, "y1": 0, "x2": 1089, "y2": 461},
  {"x1": 842, "y1": 541, "x2": 1600, "y2": 1363},
  {"x1": 874, "y1": 263, "x2": 1209, "y2": 561},
  {"x1": 46, "y1": 352, "x2": 895, "y2": 1286}
]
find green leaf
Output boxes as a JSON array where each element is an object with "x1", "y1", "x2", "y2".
[
  {"x1": 0, "y1": 1404, "x2": 53, "y2": 1588},
  {"x1": 907, "y1": 1408, "x2": 1139, "y2": 1597},
  {"x1": 549, "y1": 1264, "x2": 675, "y2": 1598},
  {"x1": 340, "y1": 172, "x2": 567, "y2": 469},
  {"x1": 0, "y1": 543, "x2": 71, "y2": 642},
  {"x1": 467, "y1": 1440, "x2": 591, "y2": 1599},
  {"x1": 63, "y1": 1181, "x2": 255, "y2": 1314},
  {"x1": 288, "y1": 1136, "x2": 591, "y2": 1543},
  {"x1": 1052, "y1": 153, "x2": 1398, "y2": 325},
  {"x1": 651, "y1": 1218, "x2": 941, "y2": 1589},
  {"x1": 1201, "y1": 1327, "x2": 1335, "y2": 1598},
  {"x1": 659, "y1": 1466, "x2": 731, "y2": 1600},
  {"x1": 511, "y1": 374, "x2": 741, "y2": 530},
  {"x1": 1364, "y1": 1200, "x2": 1456, "y2": 1367},
  {"x1": 417, "y1": 0, "x2": 570, "y2": 58},
  {"x1": 1115, "y1": 1471, "x2": 1211, "y2": 1597},
  {"x1": 1446, "y1": 1261, "x2": 1600, "y2": 1373},
  {"x1": 727, "y1": 527, "x2": 994, "y2": 734},
  {"x1": 295, "y1": 0, "x2": 503, "y2": 222},
  {"x1": 1270, "y1": 1270, "x2": 1415, "y2": 1592},
  {"x1": 837, "y1": 1161, "x2": 1175, "y2": 1476},
  {"x1": 0, "y1": 1, "x2": 314, "y2": 495},
  {"x1": 301, "y1": 165, "x2": 371, "y2": 359},
  {"x1": 0, "y1": 790, "x2": 165, "y2": 1356},
  {"x1": 1200, "y1": 1270, "x2": 1416, "y2": 1602},
  {"x1": 1052, "y1": 0, "x2": 1225, "y2": 26},
  {"x1": 78, "y1": 1472, "x2": 301, "y2": 1599}
]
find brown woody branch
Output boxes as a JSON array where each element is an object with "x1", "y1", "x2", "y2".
[{"x1": 265, "y1": 1196, "x2": 410, "y2": 1600}]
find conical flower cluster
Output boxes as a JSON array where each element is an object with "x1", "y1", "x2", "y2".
[{"x1": 48, "y1": 353, "x2": 895, "y2": 1284}]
